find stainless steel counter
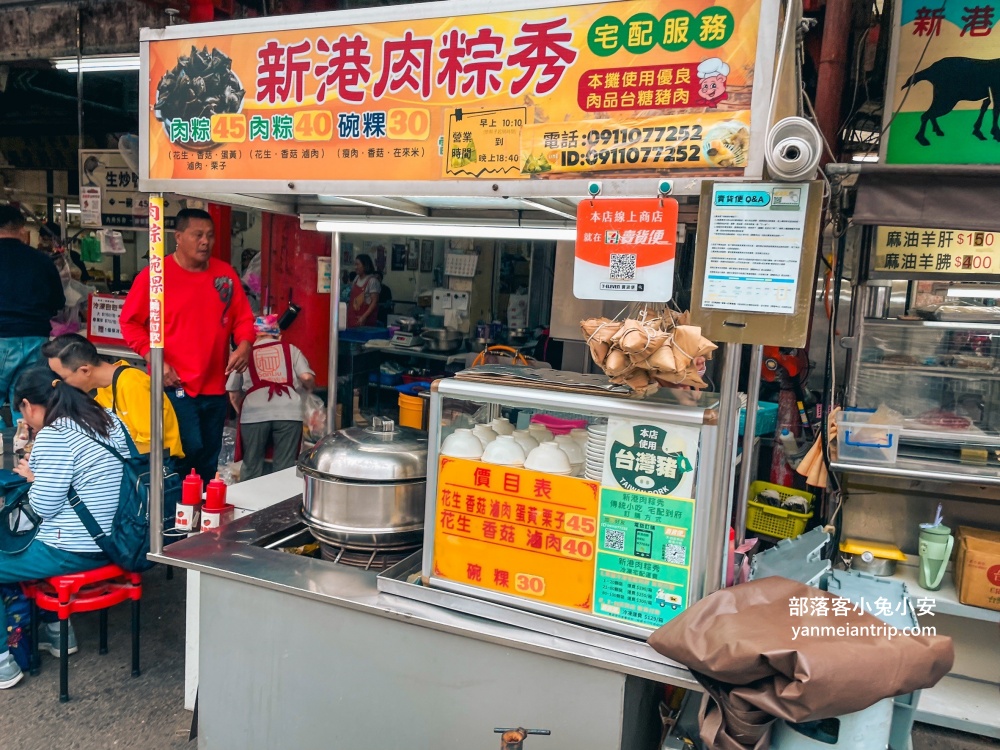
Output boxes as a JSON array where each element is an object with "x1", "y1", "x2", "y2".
[{"x1": 152, "y1": 498, "x2": 697, "y2": 688}]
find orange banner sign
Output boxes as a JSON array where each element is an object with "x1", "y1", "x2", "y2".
[
  {"x1": 145, "y1": 0, "x2": 763, "y2": 185},
  {"x1": 432, "y1": 457, "x2": 600, "y2": 611}
]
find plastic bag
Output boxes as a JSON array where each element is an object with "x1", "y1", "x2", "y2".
[{"x1": 302, "y1": 392, "x2": 328, "y2": 443}]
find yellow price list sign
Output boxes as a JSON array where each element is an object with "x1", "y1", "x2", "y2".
[{"x1": 432, "y1": 457, "x2": 599, "y2": 611}]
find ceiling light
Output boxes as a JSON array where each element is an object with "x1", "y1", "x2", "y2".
[
  {"x1": 312, "y1": 219, "x2": 576, "y2": 241},
  {"x1": 52, "y1": 55, "x2": 141, "y2": 73},
  {"x1": 851, "y1": 152, "x2": 879, "y2": 163},
  {"x1": 946, "y1": 285, "x2": 1000, "y2": 299}
]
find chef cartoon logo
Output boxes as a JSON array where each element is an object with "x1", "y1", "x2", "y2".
[{"x1": 696, "y1": 58, "x2": 730, "y2": 107}]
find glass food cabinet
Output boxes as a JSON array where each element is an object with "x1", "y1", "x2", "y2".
[
  {"x1": 418, "y1": 375, "x2": 727, "y2": 640},
  {"x1": 849, "y1": 278, "x2": 1000, "y2": 461}
]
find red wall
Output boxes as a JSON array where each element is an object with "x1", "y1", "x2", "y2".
[{"x1": 261, "y1": 213, "x2": 333, "y2": 387}]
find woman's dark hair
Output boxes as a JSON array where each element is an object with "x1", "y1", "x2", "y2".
[
  {"x1": 355, "y1": 253, "x2": 376, "y2": 276},
  {"x1": 14, "y1": 367, "x2": 112, "y2": 438},
  {"x1": 41, "y1": 334, "x2": 102, "y2": 369}
]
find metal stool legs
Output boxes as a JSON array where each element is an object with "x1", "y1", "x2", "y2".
[
  {"x1": 29, "y1": 600, "x2": 40, "y2": 676},
  {"x1": 59, "y1": 619, "x2": 69, "y2": 703},
  {"x1": 99, "y1": 610, "x2": 109, "y2": 654},
  {"x1": 131, "y1": 599, "x2": 141, "y2": 677}
]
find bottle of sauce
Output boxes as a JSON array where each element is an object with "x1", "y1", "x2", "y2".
[{"x1": 176, "y1": 469, "x2": 203, "y2": 533}]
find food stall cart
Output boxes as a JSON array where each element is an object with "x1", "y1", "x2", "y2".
[
  {"x1": 823, "y1": 171, "x2": 1000, "y2": 738},
  {"x1": 135, "y1": 0, "x2": 798, "y2": 744}
]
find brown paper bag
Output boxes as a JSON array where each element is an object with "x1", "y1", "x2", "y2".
[{"x1": 647, "y1": 577, "x2": 954, "y2": 727}]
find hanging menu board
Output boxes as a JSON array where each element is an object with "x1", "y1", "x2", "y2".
[{"x1": 142, "y1": 0, "x2": 771, "y2": 189}]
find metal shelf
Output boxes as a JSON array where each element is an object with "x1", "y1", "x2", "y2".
[
  {"x1": 832, "y1": 457, "x2": 1000, "y2": 486},
  {"x1": 914, "y1": 675, "x2": 1000, "y2": 739},
  {"x1": 864, "y1": 318, "x2": 1000, "y2": 332},
  {"x1": 894, "y1": 563, "x2": 1000, "y2": 624},
  {"x1": 859, "y1": 362, "x2": 1000, "y2": 379}
]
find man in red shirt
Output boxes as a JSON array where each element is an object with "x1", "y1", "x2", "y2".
[{"x1": 121, "y1": 208, "x2": 255, "y2": 484}]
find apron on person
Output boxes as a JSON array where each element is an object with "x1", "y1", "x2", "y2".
[
  {"x1": 234, "y1": 340, "x2": 296, "y2": 463},
  {"x1": 347, "y1": 277, "x2": 375, "y2": 328}
]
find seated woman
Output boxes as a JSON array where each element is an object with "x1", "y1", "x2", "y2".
[{"x1": 0, "y1": 367, "x2": 130, "y2": 689}]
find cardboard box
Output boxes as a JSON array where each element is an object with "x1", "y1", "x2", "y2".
[{"x1": 955, "y1": 526, "x2": 1000, "y2": 612}]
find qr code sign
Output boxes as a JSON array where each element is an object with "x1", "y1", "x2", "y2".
[
  {"x1": 664, "y1": 544, "x2": 686, "y2": 565},
  {"x1": 609, "y1": 253, "x2": 637, "y2": 280},
  {"x1": 604, "y1": 527, "x2": 626, "y2": 552}
]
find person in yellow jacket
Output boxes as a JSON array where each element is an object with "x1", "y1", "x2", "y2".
[{"x1": 42, "y1": 334, "x2": 184, "y2": 459}]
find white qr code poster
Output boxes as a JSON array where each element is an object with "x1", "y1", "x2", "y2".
[
  {"x1": 574, "y1": 197, "x2": 678, "y2": 302},
  {"x1": 702, "y1": 183, "x2": 808, "y2": 314}
]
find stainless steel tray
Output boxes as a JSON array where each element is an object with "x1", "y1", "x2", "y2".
[{"x1": 376, "y1": 552, "x2": 692, "y2": 674}]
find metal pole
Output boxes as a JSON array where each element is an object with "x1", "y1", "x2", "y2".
[
  {"x1": 76, "y1": 5, "x2": 83, "y2": 154},
  {"x1": 735, "y1": 345, "x2": 763, "y2": 546},
  {"x1": 148, "y1": 195, "x2": 166, "y2": 556},
  {"x1": 705, "y1": 342, "x2": 742, "y2": 595},
  {"x1": 326, "y1": 232, "x2": 341, "y2": 434}
]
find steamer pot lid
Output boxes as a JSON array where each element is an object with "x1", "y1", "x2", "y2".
[{"x1": 298, "y1": 417, "x2": 428, "y2": 481}]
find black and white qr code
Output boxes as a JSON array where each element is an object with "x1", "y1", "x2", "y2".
[
  {"x1": 603, "y1": 527, "x2": 626, "y2": 552},
  {"x1": 663, "y1": 544, "x2": 686, "y2": 565},
  {"x1": 609, "y1": 253, "x2": 638, "y2": 280}
]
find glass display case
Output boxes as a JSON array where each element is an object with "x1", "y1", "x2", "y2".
[
  {"x1": 849, "y1": 281, "x2": 1000, "y2": 457},
  {"x1": 418, "y1": 375, "x2": 727, "y2": 640}
]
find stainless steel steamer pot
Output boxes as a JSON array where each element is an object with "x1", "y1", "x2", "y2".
[{"x1": 298, "y1": 417, "x2": 428, "y2": 549}]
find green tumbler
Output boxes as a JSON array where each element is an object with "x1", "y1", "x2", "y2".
[{"x1": 918, "y1": 524, "x2": 954, "y2": 591}]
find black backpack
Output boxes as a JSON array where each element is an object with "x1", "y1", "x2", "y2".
[{"x1": 66, "y1": 425, "x2": 181, "y2": 573}]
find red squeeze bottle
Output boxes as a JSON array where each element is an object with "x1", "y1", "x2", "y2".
[
  {"x1": 182, "y1": 469, "x2": 203, "y2": 506},
  {"x1": 205, "y1": 473, "x2": 228, "y2": 511}
]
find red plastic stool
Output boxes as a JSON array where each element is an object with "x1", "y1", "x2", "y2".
[{"x1": 21, "y1": 564, "x2": 142, "y2": 702}]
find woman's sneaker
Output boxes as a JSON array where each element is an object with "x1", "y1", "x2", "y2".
[
  {"x1": 0, "y1": 653, "x2": 24, "y2": 689},
  {"x1": 37, "y1": 622, "x2": 78, "y2": 657}
]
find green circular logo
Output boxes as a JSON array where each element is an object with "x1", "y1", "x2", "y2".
[
  {"x1": 588, "y1": 16, "x2": 625, "y2": 57},
  {"x1": 658, "y1": 10, "x2": 695, "y2": 52},
  {"x1": 608, "y1": 425, "x2": 693, "y2": 496},
  {"x1": 622, "y1": 13, "x2": 660, "y2": 54},
  {"x1": 695, "y1": 6, "x2": 735, "y2": 49}
]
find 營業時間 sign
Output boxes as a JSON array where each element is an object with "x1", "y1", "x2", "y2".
[{"x1": 143, "y1": 0, "x2": 765, "y2": 186}]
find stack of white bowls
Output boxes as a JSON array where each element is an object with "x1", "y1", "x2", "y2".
[
  {"x1": 524, "y1": 441, "x2": 573, "y2": 475},
  {"x1": 554, "y1": 435, "x2": 585, "y2": 477},
  {"x1": 482, "y1": 434, "x2": 527, "y2": 467},
  {"x1": 585, "y1": 422, "x2": 608, "y2": 481}
]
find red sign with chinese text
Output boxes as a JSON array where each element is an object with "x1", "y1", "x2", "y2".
[
  {"x1": 433, "y1": 457, "x2": 600, "y2": 611},
  {"x1": 86, "y1": 293, "x2": 127, "y2": 347}
]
